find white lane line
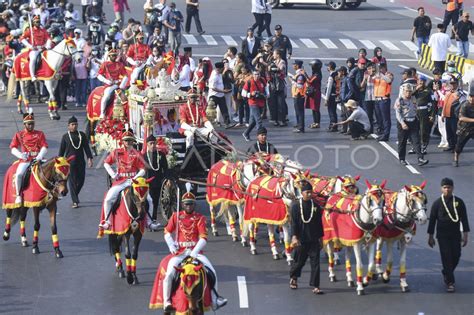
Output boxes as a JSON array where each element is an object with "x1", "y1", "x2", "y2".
[
  {"x1": 193, "y1": 53, "x2": 416, "y2": 62},
  {"x1": 221, "y1": 35, "x2": 237, "y2": 46},
  {"x1": 404, "y1": 6, "x2": 418, "y2": 13},
  {"x1": 240, "y1": 36, "x2": 246, "y2": 40},
  {"x1": 380, "y1": 40, "x2": 400, "y2": 51},
  {"x1": 290, "y1": 39, "x2": 299, "y2": 48},
  {"x1": 370, "y1": 134, "x2": 420, "y2": 175},
  {"x1": 183, "y1": 34, "x2": 198, "y2": 45},
  {"x1": 319, "y1": 38, "x2": 338, "y2": 49},
  {"x1": 202, "y1": 35, "x2": 218, "y2": 45},
  {"x1": 300, "y1": 38, "x2": 319, "y2": 48},
  {"x1": 401, "y1": 40, "x2": 419, "y2": 51},
  {"x1": 237, "y1": 276, "x2": 249, "y2": 308},
  {"x1": 359, "y1": 39, "x2": 376, "y2": 50},
  {"x1": 435, "y1": 17, "x2": 443, "y2": 21},
  {"x1": 340, "y1": 39, "x2": 358, "y2": 49}
]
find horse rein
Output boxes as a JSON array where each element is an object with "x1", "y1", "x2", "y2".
[{"x1": 36, "y1": 162, "x2": 68, "y2": 199}]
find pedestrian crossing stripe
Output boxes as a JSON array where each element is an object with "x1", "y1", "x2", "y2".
[{"x1": 181, "y1": 34, "x2": 474, "y2": 55}]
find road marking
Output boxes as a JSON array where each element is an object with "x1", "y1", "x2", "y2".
[
  {"x1": 404, "y1": 6, "x2": 417, "y2": 13},
  {"x1": 240, "y1": 36, "x2": 246, "y2": 40},
  {"x1": 401, "y1": 40, "x2": 418, "y2": 51},
  {"x1": 435, "y1": 17, "x2": 443, "y2": 21},
  {"x1": 319, "y1": 38, "x2": 338, "y2": 49},
  {"x1": 370, "y1": 134, "x2": 420, "y2": 175},
  {"x1": 202, "y1": 35, "x2": 218, "y2": 45},
  {"x1": 359, "y1": 39, "x2": 376, "y2": 50},
  {"x1": 300, "y1": 38, "x2": 318, "y2": 48},
  {"x1": 221, "y1": 35, "x2": 237, "y2": 46},
  {"x1": 290, "y1": 39, "x2": 299, "y2": 48},
  {"x1": 237, "y1": 276, "x2": 249, "y2": 308},
  {"x1": 193, "y1": 53, "x2": 416, "y2": 62},
  {"x1": 380, "y1": 40, "x2": 400, "y2": 51},
  {"x1": 339, "y1": 39, "x2": 358, "y2": 49},
  {"x1": 183, "y1": 34, "x2": 198, "y2": 45}
]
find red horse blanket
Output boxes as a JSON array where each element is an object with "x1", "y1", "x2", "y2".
[
  {"x1": 323, "y1": 193, "x2": 364, "y2": 246},
  {"x1": 206, "y1": 160, "x2": 244, "y2": 207},
  {"x1": 149, "y1": 254, "x2": 212, "y2": 313},
  {"x1": 2, "y1": 161, "x2": 48, "y2": 209},
  {"x1": 97, "y1": 188, "x2": 146, "y2": 238},
  {"x1": 13, "y1": 50, "x2": 55, "y2": 81},
  {"x1": 86, "y1": 86, "x2": 129, "y2": 122},
  {"x1": 244, "y1": 175, "x2": 288, "y2": 225}
]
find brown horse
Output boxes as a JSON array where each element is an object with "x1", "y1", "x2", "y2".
[
  {"x1": 169, "y1": 257, "x2": 208, "y2": 315},
  {"x1": 2, "y1": 156, "x2": 74, "y2": 258},
  {"x1": 103, "y1": 177, "x2": 153, "y2": 285}
]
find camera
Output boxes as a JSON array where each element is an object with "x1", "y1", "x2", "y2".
[
  {"x1": 254, "y1": 91, "x2": 265, "y2": 99},
  {"x1": 269, "y1": 63, "x2": 279, "y2": 73}
]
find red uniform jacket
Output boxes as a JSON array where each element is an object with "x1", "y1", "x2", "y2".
[
  {"x1": 165, "y1": 211, "x2": 208, "y2": 253},
  {"x1": 10, "y1": 130, "x2": 48, "y2": 161},
  {"x1": 22, "y1": 27, "x2": 50, "y2": 47},
  {"x1": 179, "y1": 101, "x2": 208, "y2": 128},
  {"x1": 104, "y1": 148, "x2": 144, "y2": 184},
  {"x1": 243, "y1": 77, "x2": 267, "y2": 107},
  {"x1": 98, "y1": 61, "x2": 127, "y2": 83},
  {"x1": 127, "y1": 43, "x2": 151, "y2": 62}
]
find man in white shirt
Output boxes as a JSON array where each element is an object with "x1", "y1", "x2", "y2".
[
  {"x1": 208, "y1": 62, "x2": 235, "y2": 128},
  {"x1": 334, "y1": 100, "x2": 371, "y2": 140},
  {"x1": 73, "y1": 29, "x2": 86, "y2": 52},
  {"x1": 428, "y1": 24, "x2": 452, "y2": 72},
  {"x1": 251, "y1": 0, "x2": 266, "y2": 37},
  {"x1": 224, "y1": 46, "x2": 237, "y2": 70}
]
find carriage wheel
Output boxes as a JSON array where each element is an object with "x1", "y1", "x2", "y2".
[{"x1": 160, "y1": 179, "x2": 179, "y2": 225}]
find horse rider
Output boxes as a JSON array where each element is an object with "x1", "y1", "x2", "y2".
[
  {"x1": 97, "y1": 48, "x2": 128, "y2": 119},
  {"x1": 127, "y1": 31, "x2": 152, "y2": 85},
  {"x1": 99, "y1": 129, "x2": 158, "y2": 230},
  {"x1": 247, "y1": 126, "x2": 278, "y2": 155},
  {"x1": 20, "y1": 14, "x2": 52, "y2": 82},
  {"x1": 163, "y1": 192, "x2": 227, "y2": 313},
  {"x1": 179, "y1": 88, "x2": 216, "y2": 149},
  {"x1": 9, "y1": 110, "x2": 48, "y2": 204}
]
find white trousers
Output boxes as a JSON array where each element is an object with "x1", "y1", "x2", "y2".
[
  {"x1": 130, "y1": 63, "x2": 147, "y2": 85},
  {"x1": 162, "y1": 252, "x2": 217, "y2": 306},
  {"x1": 29, "y1": 50, "x2": 40, "y2": 78},
  {"x1": 437, "y1": 115, "x2": 448, "y2": 146},
  {"x1": 100, "y1": 77, "x2": 128, "y2": 116},
  {"x1": 184, "y1": 127, "x2": 215, "y2": 149},
  {"x1": 103, "y1": 181, "x2": 153, "y2": 225},
  {"x1": 14, "y1": 162, "x2": 30, "y2": 196}
]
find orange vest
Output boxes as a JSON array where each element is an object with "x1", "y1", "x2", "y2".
[
  {"x1": 292, "y1": 70, "x2": 306, "y2": 97},
  {"x1": 447, "y1": 0, "x2": 462, "y2": 12},
  {"x1": 442, "y1": 91, "x2": 458, "y2": 117},
  {"x1": 374, "y1": 75, "x2": 392, "y2": 98}
]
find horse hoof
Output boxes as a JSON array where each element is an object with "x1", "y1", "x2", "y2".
[
  {"x1": 348, "y1": 281, "x2": 355, "y2": 287},
  {"x1": 251, "y1": 250, "x2": 257, "y2": 255},
  {"x1": 372, "y1": 273, "x2": 379, "y2": 281},
  {"x1": 118, "y1": 270, "x2": 125, "y2": 278},
  {"x1": 357, "y1": 289, "x2": 365, "y2": 296},
  {"x1": 382, "y1": 277, "x2": 390, "y2": 284},
  {"x1": 241, "y1": 241, "x2": 248, "y2": 247},
  {"x1": 334, "y1": 259, "x2": 341, "y2": 266},
  {"x1": 55, "y1": 249, "x2": 64, "y2": 258},
  {"x1": 362, "y1": 281, "x2": 368, "y2": 287},
  {"x1": 3, "y1": 232, "x2": 10, "y2": 241},
  {"x1": 272, "y1": 254, "x2": 280, "y2": 260},
  {"x1": 132, "y1": 274, "x2": 139, "y2": 285},
  {"x1": 212, "y1": 231, "x2": 219, "y2": 237},
  {"x1": 330, "y1": 276, "x2": 337, "y2": 283},
  {"x1": 232, "y1": 236, "x2": 239, "y2": 242},
  {"x1": 21, "y1": 240, "x2": 29, "y2": 247},
  {"x1": 32, "y1": 246, "x2": 40, "y2": 254},
  {"x1": 127, "y1": 272, "x2": 134, "y2": 285},
  {"x1": 401, "y1": 286, "x2": 410, "y2": 293}
]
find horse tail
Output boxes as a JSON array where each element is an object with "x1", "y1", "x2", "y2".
[
  {"x1": 6, "y1": 71, "x2": 16, "y2": 101},
  {"x1": 10, "y1": 208, "x2": 20, "y2": 226}
]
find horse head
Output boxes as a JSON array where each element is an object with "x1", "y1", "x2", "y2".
[
  {"x1": 361, "y1": 179, "x2": 386, "y2": 226},
  {"x1": 402, "y1": 180, "x2": 428, "y2": 224},
  {"x1": 62, "y1": 37, "x2": 81, "y2": 62},
  {"x1": 335, "y1": 174, "x2": 361, "y2": 195},
  {"x1": 174, "y1": 257, "x2": 205, "y2": 309},
  {"x1": 51, "y1": 156, "x2": 75, "y2": 197},
  {"x1": 131, "y1": 177, "x2": 153, "y2": 208}
]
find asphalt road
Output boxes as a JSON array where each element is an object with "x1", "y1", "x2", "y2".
[{"x1": 0, "y1": 1, "x2": 473, "y2": 314}]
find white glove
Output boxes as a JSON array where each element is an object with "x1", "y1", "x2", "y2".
[
  {"x1": 125, "y1": 178, "x2": 132, "y2": 186},
  {"x1": 36, "y1": 147, "x2": 47, "y2": 161},
  {"x1": 181, "y1": 122, "x2": 194, "y2": 132},
  {"x1": 103, "y1": 163, "x2": 117, "y2": 179},
  {"x1": 164, "y1": 233, "x2": 177, "y2": 254},
  {"x1": 11, "y1": 148, "x2": 25, "y2": 160},
  {"x1": 21, "y1": 152, "x2": 29, "y2": 160},
  {"x1": 132, "y1": 169, "x2": 145, "y2": 180},
  {"x1": 204, "y1": 121, "x2": 214, "y2": 131},
  {"x1": 190, "y1": 238, "x2": 207, "y2": 258}
]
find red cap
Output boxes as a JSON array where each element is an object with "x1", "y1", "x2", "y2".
[{"x1": 358, "y1": 58, "x2": 366, "y2": 64}]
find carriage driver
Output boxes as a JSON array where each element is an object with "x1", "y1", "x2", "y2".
[
  {"x1": 20, "y1": 14, "x2": 52, "y2": 82},
  {"x1": 99, "y1": 129, "x2": 159, "y2": 230},
  {"x1": 97, "y1": 48, "x2": 128, "y2": 119},
  {"x1": 10, "y1": 110, "x2": 48, "y2": 204},
  {"x1": 179, "y1": 89, "x2": 216, "y2": 149},
  {"x1": 163, "y1": 192, "x2": 227, "y2": 312},
  {"x1": 127, "y1": 31, "x2": 152, "y2": 85}
]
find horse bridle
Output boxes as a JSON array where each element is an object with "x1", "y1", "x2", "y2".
[
  {"x1": 37, "y1": 163, "x2": 68, "y2": 198},
  {"x1": 47, "y1": 41, "x2": 80, "y2": 58},
  {"x1": 353, "y1": 188, "x2": 384, "y2": 232},
  {"x1": 390, "y1": 189, "x2": 427, "y2": 226}
]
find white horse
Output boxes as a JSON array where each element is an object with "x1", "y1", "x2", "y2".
[
  {"x1": 364, "y1": 182, "x2": 428, "y2": 292},
  {"x1": 14, "y1": 38, "x2": 80, "y2": 120},
  {"x1": 324, "y1": 180, "x2": 386, "y2": 295}
]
